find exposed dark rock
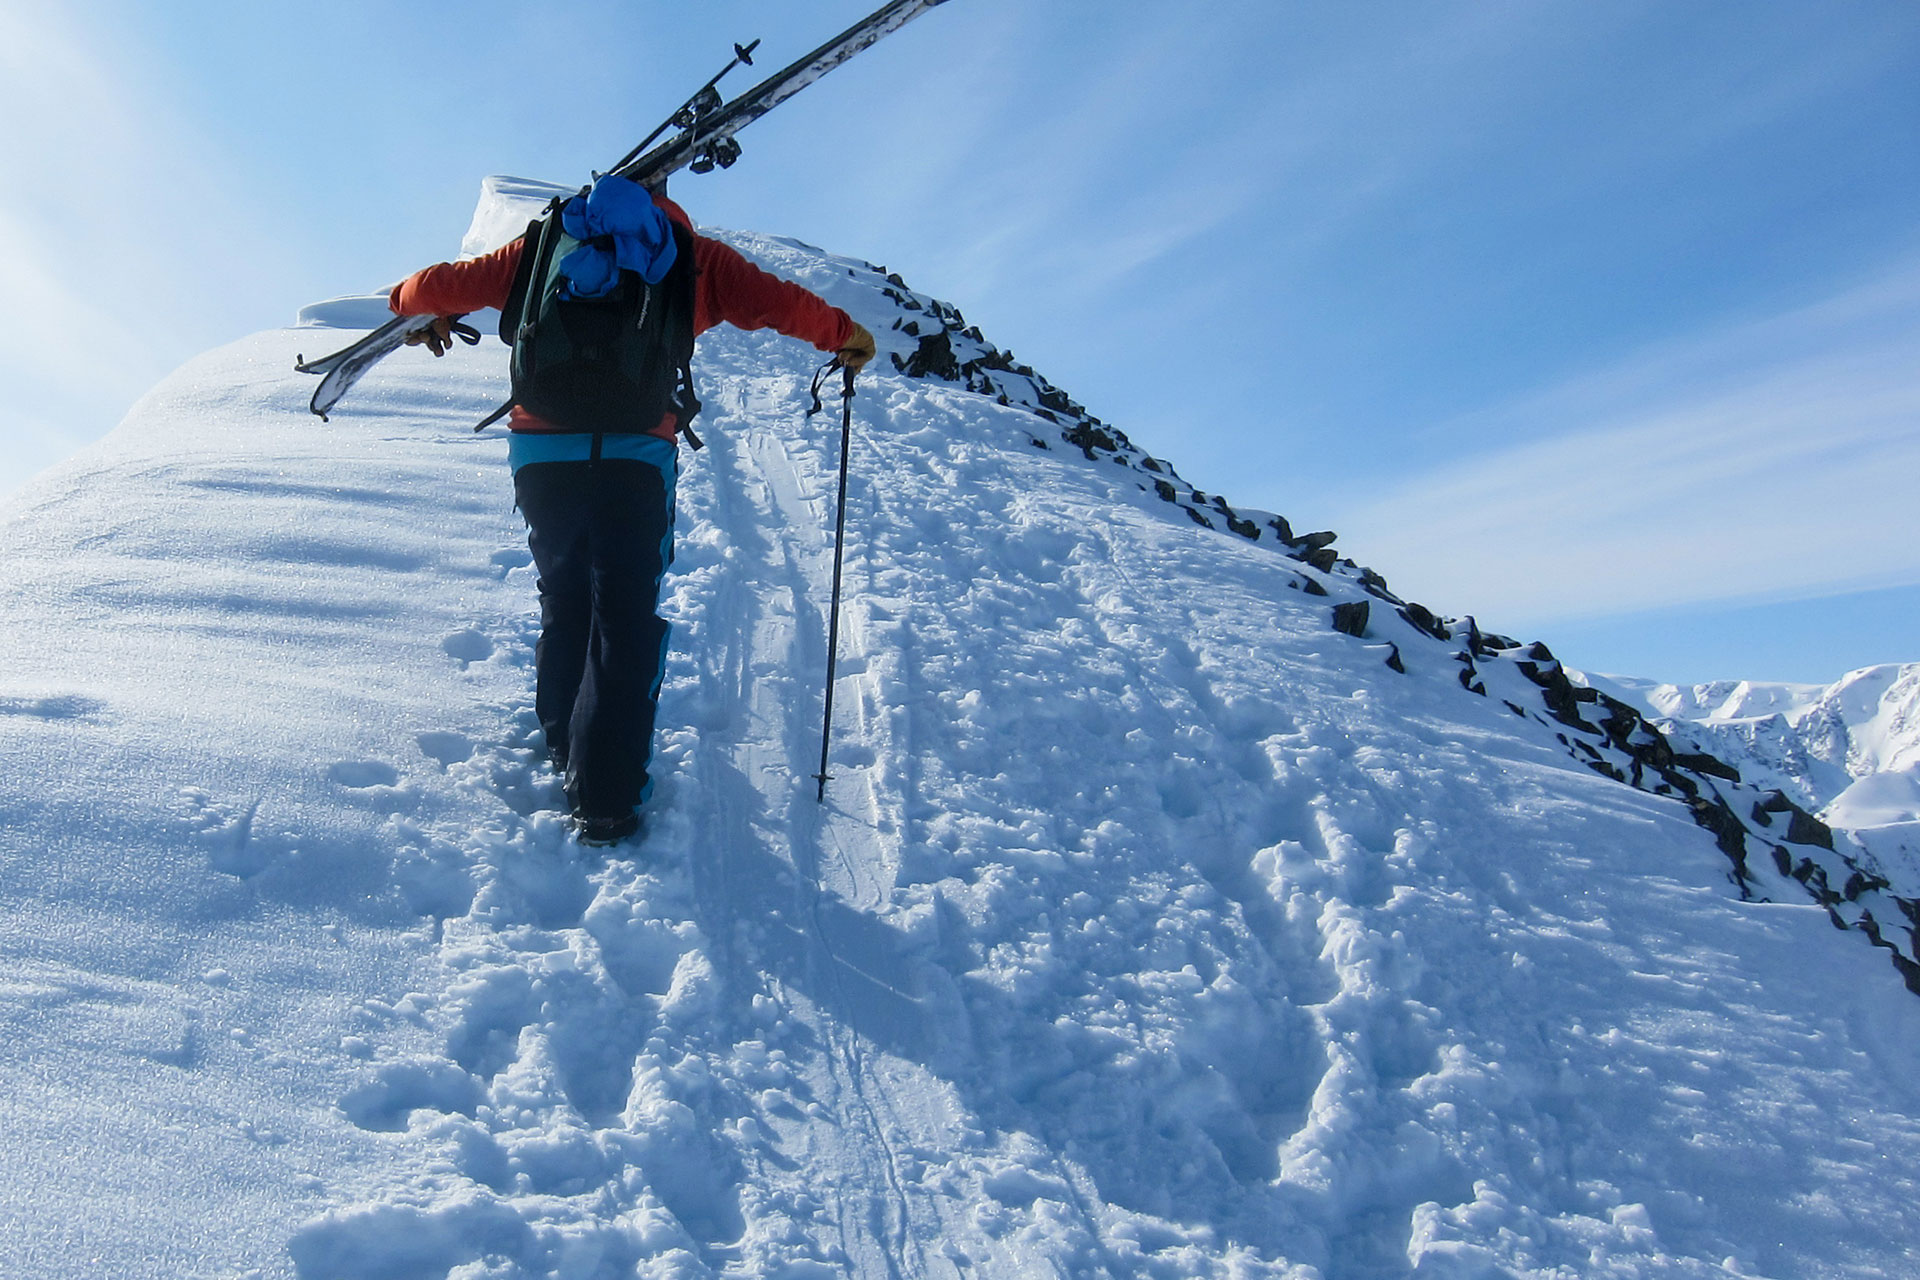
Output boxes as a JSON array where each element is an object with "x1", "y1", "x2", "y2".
[
  {"x1": 1690, "y1": 795, "x2": 1753, "y2": 880},
  {"x1": 1457, "y1": 655, "x2": 1485, "y2": 695},
  {"x1": 1332, "y1": 601, "x2": 1370, "y2": 637},
  {"x1": 1386, "y1": 644, "x2": 1406, "y2": 674},
  {"x1": 1063, "y1": 422, "x2": 1120, "y2": 459},
  {"x1": 1516, "y1": 657, "x2": 1594, "y2": 734},
  {"x1": 1296, "y1": 530, "x2": 1338, "y2": 551},
  {"x1": 1674, "y1": 752, "x2": 1741, "y2": 783},
  {"x1": 1034, "y1": 384, "x2": 1075, "y2": 417},
  {"x1": 898, "y1": 329, "x2": 961, "y2": 381},
  {"x1": 1786, "y1": 807, "x2": 1836, "y2": 851},
  {"x1": 1300, "y1": 577, "x2": 1329, "y2": 598},
  {"x1": 1184, "y1": 506, "x2": 1216, "y2": 530},
  {"x1": 1154, "y1": 480, "x2": 1178, "y2": 503},
  {"x1": 1296, "y1": 548, "x2": 1339, "y2": 573},
  {"x1": 1846, "y1": 869, "x2": 1893, "y2": 898},
  {"x1": 1357, "y1": 569, "x2": 1400, "y2": 604},
  {"x1": 1399, "y1": 604, "x2": 1450, "y2": 641}
]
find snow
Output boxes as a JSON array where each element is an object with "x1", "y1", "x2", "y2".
[
  {"x1": 3, "y1": 180, "x2": 1920, "y2": 1279},
  {"x1": 1604, "y1": 663, "x2": 1920, "y2": 880}
]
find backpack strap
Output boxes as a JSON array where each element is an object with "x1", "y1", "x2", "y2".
[
  {"x1": 477, "y1": 212, "x2": 557, "y2": 433},
  {"x1": 664, "y1": 221, "x2": 705, "y2": 452},
  {"x1": 498, "y1": 215, "x2": 552, "y2": 344},
  {"x1": 473, "y1": 398, "x2": 514, "y2": 434}
]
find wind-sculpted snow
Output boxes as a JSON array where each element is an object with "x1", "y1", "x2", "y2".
[{"x1": 3, "y1": 187, "x2": 1920, "y2": 1278}]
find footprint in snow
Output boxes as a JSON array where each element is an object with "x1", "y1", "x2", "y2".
[
  {"x1": 416, "y1": 730, "x2": 474, "y2": 767},
  {"x1": 490, "y1": 546, "x2": 533, "y2": 575},
  {"x1": 327, "y1": 761, "x2": 401, "y2": 789},
  {"x1": 441, "y1": 630, "x2": 494, "y2": 665},
  {"x1": 175, "y1": 788, "x2": 279, "y2": 879}
]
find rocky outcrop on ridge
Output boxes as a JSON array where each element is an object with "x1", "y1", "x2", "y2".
[{"x1": 846, "y1": 252, "x2": 1920, "y2": 996}]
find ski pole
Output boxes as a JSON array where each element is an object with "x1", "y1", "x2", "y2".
[
  {"x1": 813, "y1": 360, "x2": 856, "y2": 802},
  {"x1": 606, "y1": 39, "x2": 761, "y2": 177}
]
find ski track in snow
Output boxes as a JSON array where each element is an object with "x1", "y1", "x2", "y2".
[{"x1": 4, "y1": 217, "x2": 1920, "y2": 1280}]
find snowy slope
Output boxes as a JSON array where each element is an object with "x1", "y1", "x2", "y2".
[
  {"x1": 3, "y1": 179, "x2": 1920, "y2": 1280},
  {"x1": 1601, "y1": 665, "x2": 1920, "y2": 932},
  {"x1": 1603, "y1": 665, "x2": 1920, "y2": 820}
]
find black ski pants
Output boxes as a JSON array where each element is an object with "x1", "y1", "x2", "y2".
[{"x1": 513, "y1": 457, "x2": 675, "y2": 819}]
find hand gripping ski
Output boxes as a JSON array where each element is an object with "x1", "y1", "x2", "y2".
[{"x1": 294, "y1": 0, "x2": 955, "y2": 420}]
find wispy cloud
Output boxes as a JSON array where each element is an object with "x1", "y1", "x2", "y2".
[{"x1": 1328, "y1": 255, "x2": 1920, "y2": 628}]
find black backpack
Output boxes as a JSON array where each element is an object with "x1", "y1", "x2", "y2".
[{"x1": 477, "y1": 206, "x2": 702, "y2": 447}]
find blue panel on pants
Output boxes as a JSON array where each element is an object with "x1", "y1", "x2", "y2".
[{"x1": 508, "y1": 432, "x2": 678, "y2": 473}]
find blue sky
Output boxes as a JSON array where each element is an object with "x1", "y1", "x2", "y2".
[{"x1": 2, "y1": 0, "x2": 1917, "y2": 685}]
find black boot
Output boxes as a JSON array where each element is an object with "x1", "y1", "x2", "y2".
[{"x1": 572, "y1": 810, "x2": 641, "y2": 848}]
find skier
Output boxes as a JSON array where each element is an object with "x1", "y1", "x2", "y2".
[{"x1": 390, "y1": 183, "x2": 876, "y2": 846}]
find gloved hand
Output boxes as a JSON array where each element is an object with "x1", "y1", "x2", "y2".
[
  {"x1": 837, "y1": 321, "x2": 877, "y2": 375},
  {"x1": 404, "y1": 315, "x2": 457, "y2": 357}
]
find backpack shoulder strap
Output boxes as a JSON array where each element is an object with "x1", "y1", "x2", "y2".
[
  {"x1": 664, "y1": 221, "x2": 705, "y2": 450},
  {"x1": 498, "y1": 217, "x2": 549, "y2": 345}
]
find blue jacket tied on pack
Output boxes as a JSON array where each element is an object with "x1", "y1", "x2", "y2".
[{"x1": 557, "y1": 175, "x2": 679, "y2": 300}]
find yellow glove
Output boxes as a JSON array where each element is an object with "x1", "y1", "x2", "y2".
[
  {"x1": 837, "y1": 321, "x2": 877, "y2": 375},
  {"x1": 404, "y1": 315, "x2": 457, "y2": 357}
]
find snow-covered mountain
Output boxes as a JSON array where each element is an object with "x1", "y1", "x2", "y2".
[
  {"x1": 1602, "y1": 665, "x2": 1920, "y2": 817},
  {"x1": 3, "y1": 178, "x2": 1919, "y2": 1280},
  {"x1": 1601, "y1": 665, "x2": 1920, "y2": 896}
]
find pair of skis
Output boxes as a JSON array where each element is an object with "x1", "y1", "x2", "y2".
[{"x1": 295, "y1": 0, "x2": 954, "y2": 420}]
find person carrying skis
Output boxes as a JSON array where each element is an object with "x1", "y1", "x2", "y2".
[{"x1": 390, "y1": 178, "x2": 876, "y2": 846}]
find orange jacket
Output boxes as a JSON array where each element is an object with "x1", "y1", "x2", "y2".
[{"x1": 389, "y1": 196, "x2": 855, "y2": 441}]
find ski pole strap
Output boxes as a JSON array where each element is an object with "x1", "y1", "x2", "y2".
[
  {"x1": 806, "y1": 354, "x2": 852, "y2": 418},
  {"x1": 473, "y1": 398, "x2": 514, "y2": 434},
  {"x1": 449, "y1": 319, "x2": 483, "y2": 346}
]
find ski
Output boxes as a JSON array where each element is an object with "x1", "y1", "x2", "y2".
[
  {"x1": 294, "y1": 314, "x2": 475, "y2": 421},
  {"x1": 295, "y1": 0, "x2": 955, "y2": 420},
  {"x1": 614, "y1": 0, "x2": 954, "y2": 185}
]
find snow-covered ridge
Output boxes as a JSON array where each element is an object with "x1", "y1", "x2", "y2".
[
  {"x1": 6, "y1": 176, "x2": 1920, "y2": 1277},
  {"x1": 444, "y1": 169, "x2": 1920, "y2": 999},
  {"x1": 1603, "y1": 666, "x2": 1920, "y2": 917},
  {"x1": 1606, "y1": 665, "x2": 1920, "y2": 810},
  {"x1": 423, "y1": 177, "x2": 1920, "y2": 999},
  {"x1": 458, "y1": 181, "x2": 1920, "y2": 993}
]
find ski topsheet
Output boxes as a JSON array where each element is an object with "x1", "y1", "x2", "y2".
[
  {"x1": 615, "y1": 0, "x2": 954, "y2": 186},
  {"x1": 295, "y1": 0, "x2": 956, "y2": 420},
  {"x1": 294, "y1": 314, "x2": 443, "y2": 422}
]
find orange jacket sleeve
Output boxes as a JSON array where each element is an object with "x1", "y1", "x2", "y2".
[
  {"x1": 388, "y1": 238, "x2": 526, "y2": 317},
  {"x1": 691, "y1": 236, "x2": 854, "y2": 352}
]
